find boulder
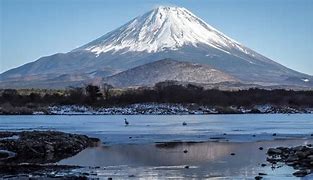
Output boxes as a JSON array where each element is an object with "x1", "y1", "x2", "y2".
[
  {"x1": 267, "y1": 145, "x2": 313, "y2": 177},
  {"x1": 267, "y1": 148, "x2": 282, "y2": 155},
  {"x1": 293, "y1": 170, "x2": 308, "y2": 177},
  {"x1": 0, "y1": 131, "x2": 100, "y2": 164}
]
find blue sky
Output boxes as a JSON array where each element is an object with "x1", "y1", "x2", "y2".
[{"x1": 1, "y1": 0, "x2": 313, "y2": 75}]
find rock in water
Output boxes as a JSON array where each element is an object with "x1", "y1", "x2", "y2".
[
  {"x1": 267, "y1": 145, "x2": 313, "y2": 177},
  {"x1": 267, "y1": 148, "x2": 282, "y2": 155},
  {"x1": 293, "y1": 170, "x2": 308, "y2": 177},
  {"x1": 0, "y1": 131, "x2": 100, "y2": 164}
]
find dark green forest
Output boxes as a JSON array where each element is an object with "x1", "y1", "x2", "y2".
[{"x1": 1, "y1": 82, "x2": 313, "y2": 109}]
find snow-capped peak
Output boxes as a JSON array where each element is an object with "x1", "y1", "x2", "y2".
[{"x1": 76, "y1": 6, "x2": 249, "y2": 55}]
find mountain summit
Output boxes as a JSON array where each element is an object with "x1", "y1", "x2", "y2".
[
  {"x1": 75, "y1": 6, "x2": 247, "y2": 55},
  {"x1": 1, "y1": 6, "x2": 312, "y2": 89}
]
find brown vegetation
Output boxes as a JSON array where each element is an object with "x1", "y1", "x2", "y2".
[{"x1": 0, "y1": 82, "x2": 313, "y2": 114}]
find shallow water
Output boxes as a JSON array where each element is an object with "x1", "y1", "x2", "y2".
[
  {"x1": 1, "y1": 114, "x2": 313, "y2": 179},
  {"x1": 1, "y1": 114, "x2": 313, "y2": 144},
  {"x1": 59, "y1": 140, "x2": 313, "y2": 179}
]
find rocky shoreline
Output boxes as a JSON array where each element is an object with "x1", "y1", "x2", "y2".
[
  {"x1": 0, "y1": 130, "x2": 312, "y2": 179},
  {"x1": 1, "y1": 103, "x2": 313, "y2": 115},
  {"x1": 2, "y1": 103, "x2": 310, "y2": 115},
  {"x1": 267, "y1": 145, "x2": 313, "y2": 177},
  {"x1": 0, "y1": 131, "x2": 100, "y2": 179}
]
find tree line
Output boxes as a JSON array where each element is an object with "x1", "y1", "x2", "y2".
[{"x1": 1, "y1": 82, "x2": 313, "y2": 108}]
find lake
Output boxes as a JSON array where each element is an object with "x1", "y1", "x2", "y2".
[
  {"x1": 1, "y1": 114, "x2": 313, "y2": 179},
  {"x1": 1, "y1": 114, "x2": 313, "y2": 144}
]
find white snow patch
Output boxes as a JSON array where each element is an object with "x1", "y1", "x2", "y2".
[
  {"x1": 33, "y1": 111, "x2": 45, "y2": 115},
  {"x1": 45, "y1": 104, "x2": 309, "y2": 115},
  {"x1": 75, "y1": 6, "x2": 253, "y2": 57},
  {"x1": 0, "y1": 135, "x2": 19, "y2": 141}
]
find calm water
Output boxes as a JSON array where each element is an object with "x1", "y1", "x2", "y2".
[
  {"x1": 1, "y1": 114, "x2": 313, "y2": 179},
  {"x1": 1, "y1": 114, "x2": 313, "y2": 144},
  {"x1": 59, "y1": 140, "x2": 313, "y2": 179}
]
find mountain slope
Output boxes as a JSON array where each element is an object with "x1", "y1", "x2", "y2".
[
  {"x1": 104, "y1": 59, "x2": 238, "y2": 87},
  {"x1": 75, "y1": 6, "x2": 254, "y2": 56},
  {"x1": 1, "y1": 6, "x2": 312, "y2": 88}
]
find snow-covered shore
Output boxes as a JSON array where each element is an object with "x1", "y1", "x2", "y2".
[{"x1": 45, "y1": 103, "x2": 313, "y2": 115}]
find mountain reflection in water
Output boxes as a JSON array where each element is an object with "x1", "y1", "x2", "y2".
[{"x1": 59, "y1": 140, "x2": 312, "y2": 179}]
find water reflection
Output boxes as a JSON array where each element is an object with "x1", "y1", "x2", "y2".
[{"x1": 59, "y1": 139, "x2": 312, "y2": 179}]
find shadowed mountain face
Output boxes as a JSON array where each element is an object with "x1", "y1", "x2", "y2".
[
  {"x1": 1, "y1": 6, "x2": 312, "y2": 89},
  {"x1": 104, "y1": 59, "x2": 238, "y2": 88}
]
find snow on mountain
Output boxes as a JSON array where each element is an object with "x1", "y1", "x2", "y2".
[
  {"x1": 76, "y1": 6, "x2": 252, "y2": 57},
  {"x1": 1, "y1": 6, "x2": 312, "y2": 89}
]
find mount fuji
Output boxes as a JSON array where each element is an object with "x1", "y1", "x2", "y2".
[{"x1": 1, "y1": 6, "x2": 312, "y2": 89}]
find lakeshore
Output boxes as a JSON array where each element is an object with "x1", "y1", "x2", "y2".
[
  {"x1": 2, "y1": 103, "x2": 313, "y2": 115},
  {"x1": 1, "y1": 114, "x2": 313, "y2": 179},
  {"x1": 1, "y1": 130, "x2": 313, "y2": 179}
]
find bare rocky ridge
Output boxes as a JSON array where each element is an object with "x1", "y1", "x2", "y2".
[{"x1": 105, "y1": 59, "x2": 238, "y2": 88}]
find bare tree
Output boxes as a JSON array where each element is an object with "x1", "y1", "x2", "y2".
[
  {"x1": 85, "y1": 84, "x2": 102, "y2": 103},
  {"x1": 102, "y1": 83, "x2": 113, "y2": 101}
]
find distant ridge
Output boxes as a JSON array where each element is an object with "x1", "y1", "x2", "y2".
[{"x1": 104, "y1": 59, "x2": 238, "y2": 88}]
